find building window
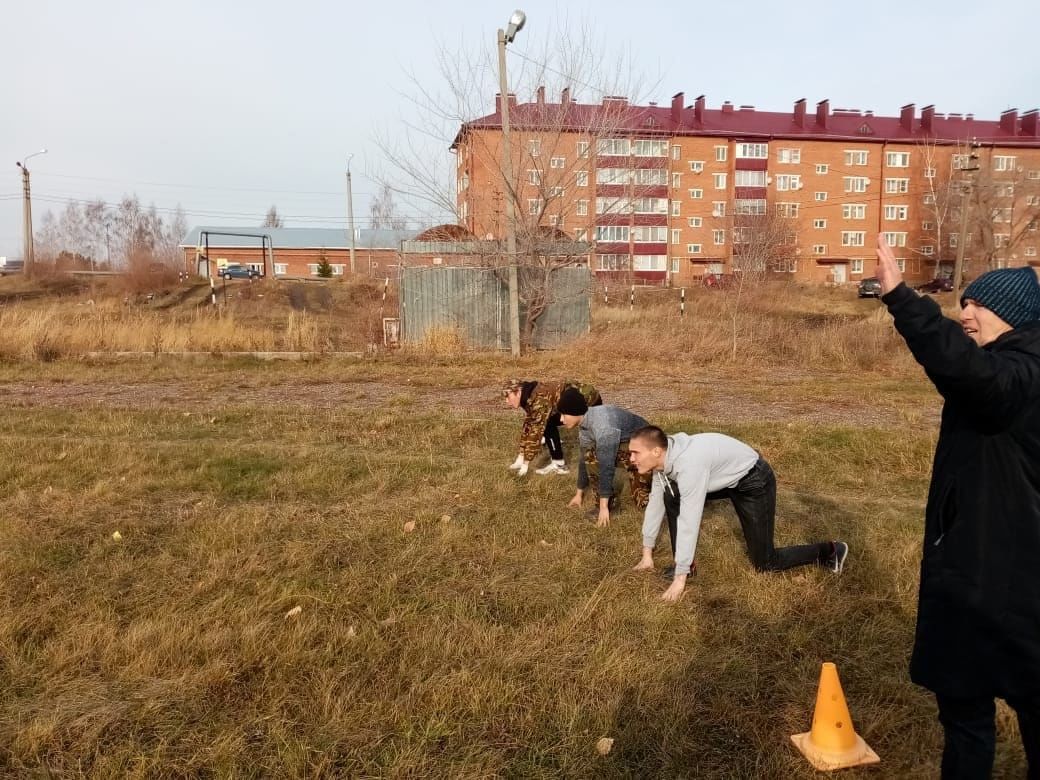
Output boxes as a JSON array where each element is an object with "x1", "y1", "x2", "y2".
[
  {"x1": 1026, "y1": 247, "x2": 1038, "y2": 257},
  {"x1": 687, "y1": 243, "x2": 702, "y2": 253},
  {"x1": 843, "y1": 204, "x2": 867, "y2": 219},
  {"x1": 1028, "y1": 170, "x2": 1040, "y2": 180},
  {"x1": 842, "y1": 231, "x2": 866, "y2": 247},
  {"x1": 777, "y1": 148, "x2": 801, "y2": 164},
  {"x1": 920, "y1": 245, "x2": 934, "y2": 256},
  {"x1": 993, "y1": 155, "x2": 1017, "y2": 172},
  {"x1": 735, "y1": 199, "x2": 767, "y2": 215},
  {"x1": 671, "y1": 229, "x2": 681, "y2": 245},
  {"x1": 632, "y1": 139, "x2": 668, "y2": 157},
  {"x1": 844, "y1": 150, "x2": 869, "y2": 166},
  {"x1": 814, "y1": 191, "x2": 828, "y2": 202},
  {"x1": 997, "y1": 183, "x2": 1015, "y2": 198},
  {"x1": 528, "y1": 198, "x2": 543, "y2": 215},
  {"x1": 813, "y1": 218, "x2": 826, "y2": 229},
  {"x1": 815, "y1": 164, "x2": 829, "y2": 174},
  {"x1": 844, "y1": 176, "x2": 869, "y2": 193},
  {"x1": 274, "y1": 263, "x2": 287, "y2": 275},
  {"x1": 527, "y1": 169, "x2": 542, "y2": 185},
  {"x1": 576, "y1": 171, "x2": 588, "y2": 187},
  {"x1": 775, "y1": 174, "x2": 801, "y2": 191},
  {"x1": 736, "y1": 142, "x2": 768, "y2": 159},
  {"x1": 712, "y1": 229, "x2": 725, "y2": 245},
  {"x1": 885, "y1": 178, "x2": 909, "y2": 194},
  {"x1": 776, "y1": 202, "x2": 799, "y2": 218},
  {"x1": 952, "y1": 154, "x2": 970, "y2": 170},
  {"x1": 671, "y1": 201, "x2": 681, "y2": 216},
  {"x1": 735, "y1": 170, "x2": 767, "y2": 187},
  {"x1": 528, "y1": 139, "x2": 540, "y2": 157},
  {"x1": 689, "y1": 160, "x2": 704, "y2": 173},
  {"x1": 689, "y1": 188, "x2": 703, "y2": 199},
  {"x1": 1027, "y1": 195, "x2": 1040, "y2": 206},
  {"x1": 924, "y1": 167, "x2": 936, "y2": 179},
  {"x1": 851, "y1": 259, "x2": 864, "y2": 274},
  {"x1": 886, "y1": 151, "x2": 910, "y2": 167},
  {"x1": 632, "y1": 226, "x2": 668, "y2": 242},
  {"x1": 950, "y1": 234, "x2": 958, "y2": 247},
  {"x1": 596, "y1": 138, "x2": 629, "y2": 156},
  {"x1": 712, "y1": 201, "x2": 726, "y2": 217},
  {"x1": 548, "y1": 215, "x2": 560, "y2": 226},
  {"x1": 896, "y1": 258, "x2": 906, "y2": 272},
  {"x1": 923, "y1": 193, "x2": 936, "y2": 205},
  {"x1": 672, "y1": 172, "x2": 681, "y2": 188},
  {"x1": 922, "y1": 221, "x2": 934, "y2": 230},
  {"x1": 595, "y1": 225, "x2": 628, "y2": 242},
  {"x1": 813, "y1": 244, "x2": 827, "y2": 255},
  {"x1": 598, "y1": 254, "x2": 630, "y2": 271},
  {"x1": 884, "y1": 205, "x2": 908, "y2": 220},
  {"x1": 577, "y1": 141, "x2": 590, "y2": 158},
  {"x1": 688, "y1": 217, "x2": 702, "y2": 227},
  {"x1": 671, "y1": 257, "x2": 680, "y2": 273},
  {"x1": 576, "y1": 199, "x2": 588, "y2": 216},
  {"x1": 575, "y1": 228, "x2": 588, "y2": 241},
  {"x1": 713, "y1": 173, "x2": 727, "y2": 190},
  {"x1": 671, "y1": 144, "x2": 681, "y2": 160},
  {"x1": 548, "y1": 186, "x2": 564, "y2": 197},
  {"x1": 883, "y1": 232, "x2": 908, "y2": 247},
  {"x1": 550, "y1": 157, "x2": 565, "y2": 169},
  {"x1": 715, "y1": 145, "x2": 727, "y2": 162}
]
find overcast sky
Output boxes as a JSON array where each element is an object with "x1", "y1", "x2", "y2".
[{"x1": 2, "y1": 0, "x2": 1037, "y2": 258}]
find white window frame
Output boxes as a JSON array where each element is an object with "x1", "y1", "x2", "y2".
[
  {"x1": 844, "y1": 150, "x2": 869, "y2": 166},
  {"x1": 689, "y1": 188, "x2": 703, "y2": 199},
  {"x1": 576, "y1": 141, "x2": 590, "y2": 158},
  {"x1": 776, "y1": 202, "x2": 799, "y2": 218},
  {"x1": 812, "y1": 244, "x2": 827, "y2": 255},
  {"x1": 671, "y1": 201, "x2": 681, "y2": 217},
  {"x1": 884, "y1": 205, "x2": 908, "y2": 221},
  {"x1": 689, "y1": 160, "x2": 704, "y2": 173},
  {"x1": 736, "y1": 142, "x2": 768, "y2": 159},
  {"x1": 777, "y1": 147, "x2": 801, "y2": 164},
  {"x1": 672, "y1": 172, "x2": 681, "y2": 188},
  {"x1": 576, "y1": 199, "x2": 588, "y2": 216},
  {"x1": 813, "y1": 218, "x2": 827, "y2": 229},
  {"x1": 885, "y1": 178, "x2": 909, "y2": 194},
  {"x1": 712, "y1": 229, "x2": 725, "y2": 245},
  {"x1": 841, "y1": 230, "x2": 866, "y2": 247},
  {"x1": 844, "y1": 176, "x2": 869, "y2": 193},
  {"x1": 687, "y1": 243, "x2": 702, "y2": 254},
  {"x1": 688, "y1": 217, "x2": 702, "y2": 228},
  {"x1": 815, "y1": 164, "x2": 829, "y2": 174},
  {"x1": 527, "y1": 169, "x2": 542, "y2": 185},
  {"x1": 671, "y1": 144, "x2": 681, "y2": 160},
  {"x1": 714, "y1": 145, "x2": 727, "y2": 162},
  {"x1": 671, "y1": 229, "x2": 681, "y2": 245},
  {"x1": 775, "y1": 174, "x2": 801, "y2": 191},
  {"x1": 712, "y1": 201, "x2": 726, "y2": 218},
  {"x1": 528, "y1": 139, "x2": 541, "y2": 157},
  {"x1": 713, "y1": 173, "x2": 727, "y2": 190},
  {"x1": 883, "y1": 232, "x2": 908, "y2": 247},
  {"x1": 575, "y1": 171, "x2": 588, "y2": 187},
  {"x1": 843, "y1": 203, "x2": 866, "y2": 219},
  {"x1": 886, "y1": 151, "x2": 910, "y2": 167},
  {"x1": 814, "y1": 191, "x2": 828, "y2": 202},
  {"x1": 850, "y1": 259, "x2": 864, "y2": 274},
  {"x1": 993, "y1": 155, "x2": 1017, "y2": 172}
]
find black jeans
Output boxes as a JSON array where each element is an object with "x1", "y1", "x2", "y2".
[
  {"x1": 543, "y1": 413, "x2": 564, "y2": 460},
  {"x1": 662, "y1": 458, "x2": 828, "y2": 571},
  {"x1": 936, "y1": 693, "x2": 1040, "y2": 779}
]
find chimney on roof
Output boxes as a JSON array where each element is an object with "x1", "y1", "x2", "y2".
[
  {"x1": 536, "y1": 86, "x2": 545, "y2": 105},
  {"x1": 815, "y1": 99, "x2": 829, "y2": 129},
  {"x1": 899, "y1": 103, "x2": 915, "y2": 131},
  {"x1": 721, "y1": 100, "x2": 734, "y2": 114},
  {"x1": 920, "y1": 104, "x2": 935, "y2": 133},
  {"x1": 561, "y1": 87, "x2": 571, "y2": 106},
  {"x1": 694, "y1": 94, "x2": 705, "y2": 123},
  {"x1": 739, "y1": 105, "x2": 755, "y2": 111},
  {"x1": 671, "y1": 92, "x2": 683, "y2": 123},
  {"x1": 1022, "y1": 109, "x2": 1039, "y2": 138},
  {"x1": 1000, "y1": 108, "x2": 1018, "y2": 133},
  {"x1": 793, "y1": 98, "x2": 806, "y2": 128}
]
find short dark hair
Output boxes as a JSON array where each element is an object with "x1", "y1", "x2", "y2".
[{"x1": 631, "y1": 425, "x2": 667, "y2": 449}]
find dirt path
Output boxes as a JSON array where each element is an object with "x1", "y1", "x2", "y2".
[{"x1": 0, "y1": 375, "x2": 939, "y2": 428}]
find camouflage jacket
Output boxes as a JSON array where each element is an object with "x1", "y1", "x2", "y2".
[{"x1": 518, "y1": 380, "x2": 602, "y2": 459}]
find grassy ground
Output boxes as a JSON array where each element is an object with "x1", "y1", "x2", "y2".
[{"x1": 0, "y1": 279, "x2": 1028, "y2": 777}]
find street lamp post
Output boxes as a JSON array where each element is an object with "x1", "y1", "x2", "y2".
[
  {"x1": 15, "y1": 148, "x2": 47, "y2": 278},
  {"x1": 346, "y1": 155, "x2": 358, "y2": 276},
  {"x1": 498, "y1": 10, "x2": 525, "y2": 357}
]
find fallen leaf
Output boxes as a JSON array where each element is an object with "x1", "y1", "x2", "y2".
[
  {"x1": 346, "y1": 625, "x2": 357, "y2": 637},
  {"x1": 111, "y1": 531, "x2": 123, "y2": 541},
  {"x1": 539, "y1": 539, "x2": 552, "y2": 547},
  {"x1": 596, "y1": 737, "x2": 615, "y2": 756},
  {"x1": 57, "y1": 451, "x2": 68, "y2": 461},
  {"x1": 403, "y1": 520, "x2": 417, "y2": 533},
  {"x1": 439, "y1": 514, "x2": 452, "y2": 524},
  {"x1": 284, "y1": 605, "x2": 302, "y2": 619}
]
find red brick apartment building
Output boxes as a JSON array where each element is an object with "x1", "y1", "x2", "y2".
[{"x1": 452, "y1": 92, "x2": 1040, "y2": 286}]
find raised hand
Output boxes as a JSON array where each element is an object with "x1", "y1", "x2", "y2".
[{"x1": 874, "y1": 234, "x2": 904, "y2": 295}]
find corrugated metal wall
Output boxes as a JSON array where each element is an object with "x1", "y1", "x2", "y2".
[{"x1": 400, "y1": 266, "x2": 590, "y2": 350}]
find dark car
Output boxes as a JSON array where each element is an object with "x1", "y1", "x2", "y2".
[
  {"x1": 857, "y1": 277, "x2": 882, "y2": 298},
  {"x1": 219, "y1": 265, "x2": 261, "y2": 280},
  {"x1": 916, "y1": 277, "x2": 953, "y2": 294}
]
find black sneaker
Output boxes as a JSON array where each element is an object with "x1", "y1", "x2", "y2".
[
  {"x1": 660, "y1": 562, "x2": 695, "y2": 580},
  {"x1": 825, "y1": 541, "x2": 849, "y2": 574}
]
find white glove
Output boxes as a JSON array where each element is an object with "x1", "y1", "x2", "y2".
[
  {"x1": 516, "y1": 461, "x2": 530, "y2": 477},
  {"x1": 508, "y1": 453, "x2": 526, "y2": 471}
]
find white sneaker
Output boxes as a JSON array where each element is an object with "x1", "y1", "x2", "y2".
[{"x1": 535, "y1": 461, "x2": 570, "y2": 475}]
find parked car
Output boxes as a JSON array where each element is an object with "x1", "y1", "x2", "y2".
[
  {"x1": 0, "y1": 257, "x2": 23, "y2": 276},
  {"x1": 916, "y1": 277, "x2": 953, "y2": 294},
  {"x1": 857, "y1": 277, "x2": 882, "y2": 298},
  {"x1": 218, "y1": 265, "x2": 261, "y2": 280}
]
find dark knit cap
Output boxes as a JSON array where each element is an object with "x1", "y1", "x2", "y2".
[
  {"x1": 557, "y1": 387, "x2": 589, "y2": 416},
  {"x1": 961, "y1": 266, "x2": 1040, "y2": 328}
]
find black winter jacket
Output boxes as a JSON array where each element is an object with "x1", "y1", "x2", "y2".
[{"x1": 883, "y1": 283, "x2": 1040, "y2": 697}]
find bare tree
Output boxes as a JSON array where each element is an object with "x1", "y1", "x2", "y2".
[
  {"x1": 368, "y1": 183, "x2": 408, "y2": 230},
  {"x1": 375, "y1": 23, "x2": 657, "y2": 348},
  {"x1": 263, "y1": 205, "x2": 284, "y2": 228}
]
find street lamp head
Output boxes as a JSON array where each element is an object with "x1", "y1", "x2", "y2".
[
  {"x1": 504, "y1": 9, "x2": 526, "y2": 43},
  {"x1": 20, "y1": 148, "x2": 48, "y2": 168}
]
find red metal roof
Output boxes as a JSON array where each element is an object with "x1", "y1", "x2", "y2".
[{"x1": 455, "y1": 95, "x2": 1040, "y2": 148}]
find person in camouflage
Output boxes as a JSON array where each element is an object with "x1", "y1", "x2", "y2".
[{"x1": 502, "y1": 379, "x2": 602, "y2": 476}]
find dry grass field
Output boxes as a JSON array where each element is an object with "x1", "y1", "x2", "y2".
[{"x1": 0, "y1": 275, "x2": 1029, "y2": 777}]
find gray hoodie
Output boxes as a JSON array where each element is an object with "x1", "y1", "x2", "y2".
[
  {"x1": 641, "y1": 433, "x2": 759, "y2": 576},
  {"x1": 576, "y1": 405, "x2": 648, "y2": 498}
]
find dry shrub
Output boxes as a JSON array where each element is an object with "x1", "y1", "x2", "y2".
[{"x1": 407, "y1": 325, "x2": 468, "y2": 359}]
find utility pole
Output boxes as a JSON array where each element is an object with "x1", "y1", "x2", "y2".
[
  {"x1": 15, "y1": 149, "x2": 47, "y2": 278},
  {"x1": 346, "y1": 156, "x2": 357, "y2": 276},
  {"x1": 498, "y1": 10, "x2": 526, "y2": 357},
  {"x1": 952, "y1": 141, "x2": 981, "y2": 301}
]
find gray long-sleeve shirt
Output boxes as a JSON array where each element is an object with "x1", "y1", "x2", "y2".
[
  {"x1": 575, "y1": 405, "x2": 648, "y2": 497},
  {"x1": 641, "y1": 433, "x2": 759, "y2": 576}
]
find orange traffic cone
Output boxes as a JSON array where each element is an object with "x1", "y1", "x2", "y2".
[{"x1": 790, "y1": 662, "x2": 880, "y2": 771}]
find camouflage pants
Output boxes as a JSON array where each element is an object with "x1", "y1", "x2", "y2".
[{"x1": 583, "y1": 440, "x2": 651, "y2": 509}]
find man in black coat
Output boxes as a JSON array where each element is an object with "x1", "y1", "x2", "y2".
[{"x1": 875, "y1": 235, "x2": 1040, "y2": 778}]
